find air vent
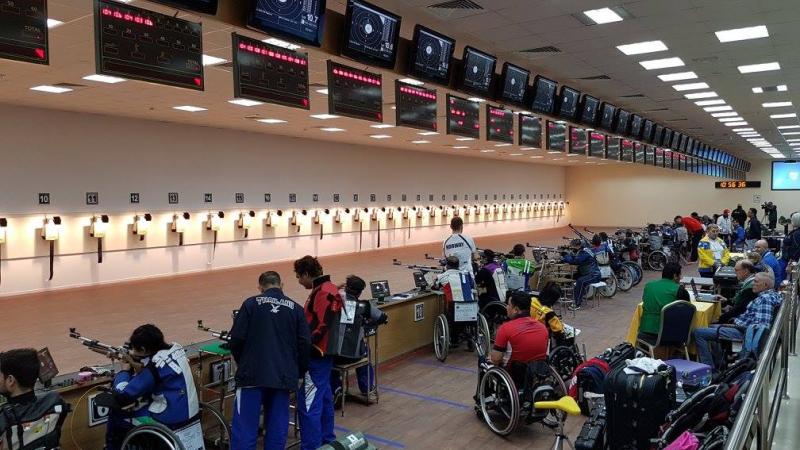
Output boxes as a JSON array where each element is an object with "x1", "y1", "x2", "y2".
[
  {"x1": 577, "y1": 74, "x2": 611, "y2": 80},
  {"x1": 53, "y1": 82, "x2": 86, "y2": 88},
  {"x1": 428, "y1": 0, "x2": 483, "y2": 9},
  {"x1": 520, "y1": 46, "x2": 561, "y2": 54},
  {"x1": 691, "y1": 56, "x2": 719, "y2": 63},
  {"x1": 667, "y1": 118, "x2": 688, "y2": 122},
  {"x1": 645, "y1": 107, "x2": 669, "y2": 112},
  {"x1": 619, "y1": 93, "x2": 646, "y2": 98}
]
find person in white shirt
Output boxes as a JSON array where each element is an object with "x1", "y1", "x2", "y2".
[
  {"x1": 716, "y1": 209, "x2": 733, "y2": 247},
  {"x1": 443, "y1": 217, "x2": 478, "y2": 278}
]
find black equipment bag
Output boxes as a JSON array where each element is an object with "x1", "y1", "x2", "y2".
[
  {"x1": 0, "y1": 392, "x2": 70, "y2": 450},
  {"x1": 604, "y1": 363, "x2": 676, "y2": 450},
  {"x1": 575, "y1": 403, "x2": 606, "y2": 450},
  {"x1": 599, "y1": 342, "x2": 637, "y2": 371}
]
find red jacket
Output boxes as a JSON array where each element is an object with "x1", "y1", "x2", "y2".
[
  {"x1": 304, "y1": 275, "x2": 343, "y2": 356},
  {"x1": 682, "y1": 216, "x2": 704, "y2": 234}
]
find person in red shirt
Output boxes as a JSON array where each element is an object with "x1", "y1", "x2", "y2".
[
  {"x1": 675, "y1": 215, "x2": 704, "y2": 262},
  {"x1": 490, "y1": 291, "x2": 549, "y2": 381}
]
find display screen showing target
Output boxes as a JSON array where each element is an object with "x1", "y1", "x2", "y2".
[
  {"x1": 458, "y1": 46, "x2": 496, "y2": 97},
  {"x1": 531, "y1": 76, "x2": 557, "y2": 115},
  {"x1": 248, "y1": 0, "x2": 326, "y2": 47},
  {"x1": 499, "y1": 63, "x2": 529, "y2": 106},
  {"x1": 0, "y1": 0, "x2": 48, "y2": 64},
  {"x1": 446, "y1": 94, "x2": 480, "y2": 139},
  {"x1": 342, "y1": 0, "x2": 401, "y2": 68},
  {"x1": 409, "y1": 25, "x2": 454, "y2": 85}
]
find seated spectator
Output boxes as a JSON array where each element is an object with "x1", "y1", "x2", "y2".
[
  {"x1": 638, "y1": 263, "x2": 690, "y2": 341},
  {"x1": 693, "y1": 272, "x2": 782, "y2": 370},
  {"x1": 780, "y1": 212, "x2": 800, "y2": 269},
  {"x1": 754, "y1": 239, "x2": 784, "y2": 289},
  {"x1": 697, "y1": 224, "x2": 730, "y2": 278},
  {"x1": 716, "y1": 260, "x2": 759, "y2": 324},
  {"x1": 747, "y1": 251, "x2": 774, "y2": 280}
]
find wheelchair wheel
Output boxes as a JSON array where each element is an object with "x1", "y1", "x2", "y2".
[
  {"x1": 480, "y1": 301, "x2": 508, "y2": 340},
  {"x1": 434, "y1": 314, "x2": 450, "y2": 362},
  {"x1": 648, "y1": 251, "x2": 667, "y2": 271},
  {"x1": 615, "y1": 266, "x2": 633, "y2": 292},
  {"x1": 599, "y1": 275, "x2": 617, "y2": 298},
  {"x1": 548, "y1": 345, "x2": 584, "y2": 383},
  {"x1": 476, "y1": 313, "x2": 491, "y2": 358},
  {"x1": 122, "y1": 422, "x2": 186, "y2": 450},
  {"x1": 478, "y1": 366, "x2": 520, "y2": 436},
  {"x1": 199, "y1": 402, "x2": 231, "y2": 449},
  {"x1": 536, "y1": 364, "x2": 569, "y2": 424},
  {"x1": 623, "y1": 261, "x2": 643, "y2": 286}
]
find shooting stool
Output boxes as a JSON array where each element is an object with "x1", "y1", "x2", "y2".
[
  {"x1": 333, "y1": 358, "x2": 372, "y2": 417},
  {"x1": 589, "y1": 282, "x2": 607, "y2": 309}
]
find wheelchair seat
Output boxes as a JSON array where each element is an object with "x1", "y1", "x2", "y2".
[{"x1": 120, "y1": 401, "x2": 230, "y2": 450}]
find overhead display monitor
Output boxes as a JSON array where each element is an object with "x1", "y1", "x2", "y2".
[
  {"x1": 653, "y1": 124, "x2": 664, "y2": 146},
  {"x1": 458, "y1": 46, "x2": 496, "y2": 96},
  {"x1": 530, "y1": 75, "x2": 558, "y2": 115},
  {"x1": 327, "y1": 60, "x2": 383, "y2": 122},
  {"x1": 232, "y1": 34, "x2": 310, "y2": 110},
  {"x1": 152, "y1": 0, "x2": 218, "y2": 14},
  {"x1": 614, "y1": 109, "x2": 631, "y2": 136},
  {"x1": 589, "y1": 132, "x2": 605, "y2": 158},
  {"x1": 772, "y1": 160, "x2": 800, "y2": 190},
  {"x1": 0, "y1": 0, "x2": 48, "y2": 64},
  {"x1": 487, "y1": 105, "x2": 514, "y2": 144},
  {"x1": 546, "y1": 121, "x2": 566, "y2": 152},
  {"x1": 408, "y1": 25, "x2": 454, "y2": 85},
  {"x1": 342, "y1": 0, "x2": 401, "y2": 68},
  {"x1": 629, "y1": 115, "x2": 643, "y2": 140},
  {"x1": 599, "y1": 102, "x2": 616, "y2": 131},
  {"x1": 519, "y1": 114, "x2": 542, "y2": 148},
  {"x1": 637, "y1": 143, "x2": 647, "y2": 164},
  {"x1": 642, "y1": 120, "x2": 654, "y2": 143},
  {"x1": 655, "y1": 148, "x2": 665, "y2": 167},
  {"x1": 247, "y1": 0, "x2": 326, "y2": 47},
  {"x1": 95, "y1": 0, "x2": 204, "y2": 90},
  {"x1": 607, "y1": 137, "x2": 621, "y2": 161},
  {"x1": 621, "y1": 139, "x2": 634, "y2": 162},
  {"x1": 557, "y1": 86, "x2": 581, "y2": 120},
  {"x1": 579, "y1": 95, "x2": 600, "y2": 126},
  {"x1": 569, "y1": 127, "x2": 587, "y2": 155},
  {"x1": 446, "y1": 94, "x2": 480, "y2": 139},
  {"x1": 677, "y1": 153, "x2": 687, "y2": 171},
  {"x1": 396, "y1": 81, "x2": 437, "y2": 132},
  {"x1": 670, "y1": 131, "x2": 680, "y2": 150},
  {"x1": 498, "y1": 62, "x2": 529, "y2": 106},
  {"x1": 661, "y1": 128, "x2": 673, "y2": 148}
]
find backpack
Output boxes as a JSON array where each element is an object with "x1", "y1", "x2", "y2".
[
  {"x1": 0, "y1": 392, "x2": 69, "y2": 450},
  {"x1": 741, "y1": 325, "x2": 769, "y2": 360}
]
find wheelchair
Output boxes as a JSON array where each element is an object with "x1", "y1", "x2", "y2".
[
  {"x1": 433, "y1": 299, "x2": 491, "y2": 362},
  {"x1": 119, "y1": 401, "x2": 231, "y2": 450},
  {"x1": 475, "y1": 360, "x2": 568, "y2": 436},
  {"x1": 547, "y1": 327, "x2": 585, "y2": 384}
]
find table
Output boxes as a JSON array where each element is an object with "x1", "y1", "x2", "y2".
[
  {"x1": 680, "y1": 277, "x2": 715, "y2": 288},
  {"x1": 625, "y1": 300, "x2": 722, "y2": 354}
]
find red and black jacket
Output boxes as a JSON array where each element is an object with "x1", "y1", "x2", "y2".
[{"x1": 304, "y1": 275, "x2": 343, "y2": 357}]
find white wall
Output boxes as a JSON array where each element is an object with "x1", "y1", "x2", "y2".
[
  {"x1": 566, "y1": 161, "x2": 800, "y2": 227},
  {"x1": 0, "y1": 105, "x2": 568, "y2": 296}
]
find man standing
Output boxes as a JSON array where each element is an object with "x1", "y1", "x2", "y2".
[
  {"x1": 295, "y1": 256, "x2": 343, "y2": 450},
  {"x1": 675, "y1": 215, "x2": 704, "y2": 262},
  {"x1": 754, "y1": 240, "x2": 784, "y2": 289},
  {"x1": 443, "y1": 217, "x2": 478, "y2": 277},
  {"x1": 229, "y1": 271, "x2": 311, "y2": 450},
  {"x1": 697, "y1": 224, "x2": 730, "y2": 278},
  {"x1": 745, "y1": 208, "x2": 762, "y2": 250},
  {"x1": 716, "y1": 209, "x2": 733, "y2": 247},
  {"x1": 732, "y1": 204, "x2": 747, "y2": 227}
]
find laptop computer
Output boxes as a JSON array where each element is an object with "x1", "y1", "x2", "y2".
[
  {"x1": 690, "y1": 279, "x2": 716, "y2": 302},
  {"x1": 370, "y1": 280, "x2": 391, "y2": 300},
  {"x1": 413, "y1": 271, "x2": 428, "y2": 290}
]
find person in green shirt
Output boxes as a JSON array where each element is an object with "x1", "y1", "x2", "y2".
[
  {"x1": 503, "y1": 243, "x2": 537, "y2": 293},
  {"x1": 716, "y1": 260, "x2": 759, "y2": 324},
  {"x1": 638, "y1": 262, "x2": 690, "y2": 339}
]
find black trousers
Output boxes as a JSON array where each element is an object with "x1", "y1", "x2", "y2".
[{"x1": 690, "y1": 231, "x2": 703, "y2": 262}]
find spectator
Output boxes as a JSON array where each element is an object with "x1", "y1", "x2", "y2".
[
  {"x1": 754, "y1": 240, "x2": 784, "y2": 289},
  {"x1": 716, "y1": 260, "x2": 759, "y2": 324},
  {"x1": 745, "y1": 208, "x2": 762, "y2": 250},
  {"x1": 716, "y1": 209, "x2": 733, "y2": 247},
  {"x1": 697, "y1": 224, "x2": 730, "y2": 278},
  {"x1": 780, "y1": 212, "x2": 800, "y2": 268},
  {"x1": 732, "y1": 204, "x2": 747, "y2": 227}
]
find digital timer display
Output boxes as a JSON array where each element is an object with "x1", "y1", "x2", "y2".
[{"x1": 715, "y1": 181, "x2": 761, "y2": 189}]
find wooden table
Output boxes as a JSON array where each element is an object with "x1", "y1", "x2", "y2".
[
  {"x1": 625, "y1": 300, "x2": 722, "y2": 354},
  {"x1": 375, "y1": 290, "x2": 440, "y2": 363}
]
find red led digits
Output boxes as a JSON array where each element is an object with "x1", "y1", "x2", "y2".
[
  {"x1": 101, "y1": 7, "x2": 154, "y2": 26},
  {"x1": 332, "y1": 68, "x2": 381, "y2": 86},
  {"x1": 238, "y1": 42, "x2": 307, "y2": 67},
  {"x1": 399, "y1": 86, "x2": 436, "y2": 100}
]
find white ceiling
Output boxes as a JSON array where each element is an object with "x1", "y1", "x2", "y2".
[{"x1": 3, "y1": 0, "x2": 798, "y2": 166}]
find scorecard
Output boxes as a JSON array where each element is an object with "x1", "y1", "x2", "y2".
[
  {"x1": 327, "y1": 60, "x2": 383, "y2": 122},
  {"x1": 0, "y1": 0, "x2": 48, "y2": 64},
  {"x1": 395, "y1": 81, "x2": 437, "y2": 132},
  {"x1": 446, "y1": 94, "x2": 480, "y2": 139},
  {"x1": 486, "y1": 105, "x2": 514, "y2": 144}
]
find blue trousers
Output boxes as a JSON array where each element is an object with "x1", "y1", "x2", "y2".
[
  {"x1": 698, "y1": 268, "x2": 715, "y2": 278},
  {"x1": 232, "y1": 387, "x2": 289, "y2": 450},
  {"x1": 694, "y1": 325, "x2": 744, "y2": 369},
  {"x1": 299, "y1": 357, "x2": 336, "y2": 450},
  {"x1": 574, "y1": 274, "x2": 600, "y2": 307},
  {"x1": 331, "y1": 346, "x2": 375, "y2": 395}
]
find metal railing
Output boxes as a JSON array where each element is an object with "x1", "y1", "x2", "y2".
[{"x1": 724, "y1": 263, "x2": 799, "y2": 450}]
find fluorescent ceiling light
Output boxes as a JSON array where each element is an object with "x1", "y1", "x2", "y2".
[
  {"x1": 770, "y1": 154, "x2": 785, "y2": 158},
  {"x1": 704, "y1": 105, "x2": 732, "y2": 112},
  {"x1": 762, "y1": 102, "x2": 792, "y2": 108},
  {"x1": 173, "y1": 105, "x2": 207, "y2": 112},
  {"x1": 733, "y1": 128, "x2": 755, "y2": 132},
  {"x1": 685, "y1": 91, "x2": 717, "y2": 99},
  {"x1": 567, "y1": 153, "x2": 580, "y2": 157},
  {"x1": 777, "y1": 85, "x2": 788, "y2": 91},
  {"x1": 640, "y1": 57, "x2": 685, "y2": 70},
  {"x1": 780, "y1": 131, "x2": 800, "y2": 135},
  {"x1": 263, "y1": 37, "x2": 301, "y2": 50},
  {"x1": 82, "y1": 74, "x2": 126, "y2": 84},
  {"x1": 370, "y1": 134, "x2": 392, "y2": 139},
  {"x1": 494, "y1": 143, "x2": 512, "y2": 147},
  {"x1": 711, "y1": 112, "x2": 738, "y2": 117},
  {"x1": 658, "y1": 71, "x2": 698, "y2": 82},
  {"x1": 202, "y1": 55, "x2": 228, "y2": 66},
  {"x1": 751, "y1": 85, "x2": 786, "y2": 93},
  {"x1": 371, "y1": 124, "x2": 394, "y2": 129},
  {"x1": 510, "y1": 153, "x2": 523, "y2": 156},
  {"x1": 316, "y1": 88, "x2": 329, "y2": 95},
  {"x1": 228, "y1": 98, "x2": 263, "y2": 107},
  {"x1": 412, "y1": 140, "x2": 430, "y2": 144},
  {"x1": 726, "y1": 121, "x2": 748, "y2": 126},
  {"x1": 777, "y1": 125, "x2": 800, "y2": 130},
  {"x1": 616, "y1": 40, "x2": 668, "y2": 55},
  {"x1": 786, "y1": 138, "x2": 800, "y2": 142},
  {"x1": 398, "y1": 78, "x2": 424, "y2": 86},
  {"x1": 455, "y1": 137, "x2": 475, "y2": 141},
  {"x1": 257, "y1": 119, "x2": 287, "y2": 124},
  {"x1": 738, "y1": 62, "x2": 780, "y2": 74},
  {"x1": 718, "y1": 117, "x2": 744, "y2": 122},
  {"x1": 47, "y1": 19, "x2": 63, "y2": 28},
  {"x1": 480, "y1": 149, "x2": 495, "y2": 153},
  {"x1": 547, "y1": 151, "x2": 562, "y2": 154},
  {"x1": 752, "y1": 87, "x2": 764, "y2": 94},
  {"x1": 715, "y1": 25, "x2": 769, "y2": 43},
  {"x1": 30, "y1": 85, "x2": 72, "y2": 94},
  {"x1": 520, "y1": 147, "x2": 538, "y2": 150},
  {"x1": 696, "y1": 99, "x2": 726, "y2": 106},
  {"x1": 418, "y1": 131, "x2": 439, "y2": 136},
  {"x1": 467, "y1": 97, "x2": 486, "y2": 103},
  {"x1": 790, "y1": 142, "x2": 800, "y2": 146},
  {"x1": 453, "y1": 146, "x2": 469, "y2": 149},
  {"x1": 310, "y1": 114, "x2": 339, "y2": 120},
  {"x1": 552, "y1": 158, "x2": 564, "y2": 161},
  {"x1": 770, "y1": 113, "x2": 797, "y2": 119},
  {"x1": 738, "y1": 133, "x2": 760, "y2": 137},
  {"x1": 320, "y1": 127, "x2": 345, "y2": 132},
  {"x1": 530, "y1": 156, "x2": 543, "y2": 159},
  {"x1": 583, "y1": 7, "x2": 623, "y2": 24},
  {"x1": 518, "y1": 111, "x2": 532, "y2": 115},
  {"x1": 673, "y1": 82, "x2": 709, "y2": 91}
]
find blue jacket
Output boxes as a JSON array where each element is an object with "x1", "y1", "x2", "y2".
[
  {"x1": 563, "y1": 248, "x2": 601, "y2": 278},
  {"x1": 112, "y1": 343, "x2": 198, "y2": 426},
  {"x1": 229, "y1": 288, "x2": 311, "y2": 390},
  {"x1": 762, "y1": 251, "x2": 784, "y2": 288}
]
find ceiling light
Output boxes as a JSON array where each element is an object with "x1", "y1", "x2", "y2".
[
  {"x1": 480, "y1": 149, "x2": 495, "y2": 153},
  {"x1": 494, "y1": 143, "x2": 512, "y2": 147},
  {"x1": 770, "y1": 113, "x2": 797, "y2": 119},
  {"x1": 82, "y1": 74, "x2": 126, "y2": 84},
  {"x1": 173, "y1": 105, "x2": 207, "y2": 112},
  {"x1": 616, "y1": 40, "x2": 668, "y2": 55},
  {"x1": 711, "y1": 112, "x2": 738, "y2": 117},
  {"x1": 202, "y1": 55, "x2": 228, "y2": 66},
  {"x1": 229, "y1": 98, "x2": 263, "y2": 107},
  {"x1": 310, "y1": 114, "x2": 340, "y2": 119},
  {"x1": 770, "y1": 154, "x2": 785, "y2": 158},
  {"x1": 673, "y1": 82, "x2": 709, "y2": 91},
  {"x1": 453, "y1": 146, "x2": 469, "y2": 149},
  {"x1": 726, "y1": 121, "x2": 748, "y2": 126},
  {"x1": 518, "y1": 111, "x2": 532, "y2": 115},
  {"x1": 696, "y1": 99, "x2": 726, "y2": 106},
  {"x1": 520, "y1": 147, "x2": 538, "y2": 150},
  {"x1": 567, "y1": 153, "x2": 580, "y2": 157},
  {"x1": 640, "y1": 57, "x2": 685, "y2": 70},
  {"x1": 777, "y1": 85, "x2": 788, "y2": 91},
  {"x1": 257, "y1": 119, "x2": 287, "y2": 124},
  {"x1": 510, "y1": 153, "x2": 523, "y2": 156},
  {"x1": 320, "y1": 127, "x2": 345, "y2": 132},
  {"x1": 263, "y1": 37, "x2": 301, "y2": 50},
  {"x1": 547, "y1": 151, "x2": 562, "y2": 154},
  {"x1": 704, "y1": 105, "x2": 732, "y2": 112},
  {"x1": 752, "y1": 87, "x2": 764, "y2": 94},
  {"x1": 412, "y1": 140, "x2": 430, "y2": 144},
  {"x1": 777, "y1": 125, "x2": 800, "y2": 130},
  {"x1": 530, "y1": 156, "x2": 543, "y2": 159},
  {"x1": 715, "y1": 25, "x2": 769, "y2": 43},
  {"x1": 398, "y1": 78, "x2": 424, "y2": 86},
  {"x1": 370, "y1": 134, "x2": 392, "y2": 139},
  {"x1": 455, "y1": 137, "x2": 475, "y2": 141},
  {"x1": 739, "y1": 133, "x2": 760, "y2": 137},
  {"x1": 786, "y1": 138, "x2": 800, "y2": 142},
  {"x1": 733, "y1": 128, "x2": 755, "y2": 132},
  {"x1": 780, "y1": 131, "x2": 800, "y2": 135},
  {"x1": 658, "y1": 71, "x2": 698, "y2": 82},
  {"x1": 790, "y1": 143, "x2": 800, "y2": 146},
  {"x1": 738, "y1": 62, "x2": 780, "y2": 74},
  {"x1": 371, "y1": 124, "x2": 394, "y2": 129},
  {"x1": 718, "y1": 117, "x2": 744, "y2": 122},
  {"x1": 467, "y1": 97, "x2": 486, "y2": 103},
  {"x1": 583, "y1": 7, "x2": 623, "y2": 24},
  {"x1": 47, "y1": 19, "x2": 63, "y2": 28},
  {"x1": 685, "y1": 91, "x2": 717, "y2": 99},
  {"x1": 552, "y1": 158, "x2": 564, "y2": 161},
  {"x1": 762, "y1": 102, "x2": 792, "y2": 108},
  {"x1": 418, "y1": 131, "x2": 439, "y2": 136},
  {"x1": 316, "y1": 88, "x2": 329, "y2": 95},
  {"x1": 30, "y1": 85, "x2": 72, "y2": 94}
]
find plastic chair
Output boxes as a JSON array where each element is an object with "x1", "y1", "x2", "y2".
[{"x1": 636, "y1": 300, "x2": 696, "y2": 360}]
